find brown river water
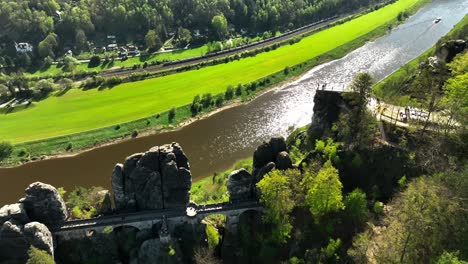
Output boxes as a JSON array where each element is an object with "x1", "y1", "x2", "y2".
[{"x1": 1, "y1": 0, "x2": 467, "y2": 205}]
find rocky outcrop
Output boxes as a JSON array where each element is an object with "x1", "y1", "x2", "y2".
[
  {"x1": 276, "y1": 151, "x2": 293, "y2": 170},
  {"x1": 307, "y1": 90, "x2": 344, "y2": 142},
  {"x1": 0, "y1": 220, "x2": 53, "y2": 263},
  {"x1": 227, "y1": 169, "x2": 254, "y2": 201},
  {"x1": 0, "y1": 182, "x2": 65, "y2": 262},
  {"x1": 0, "y1": 203, "x2": 29, "y2": 224},
  {"x1": 253, "y1": 137, "x2": 287, "y2": 168},
  {"x1": 226, "y1": 137, "x2": 297, "y2": 201},
  {"x1": 98, "y1": 190, "x2": 113, "y2": 215},
  {"x1": 112, "y1": 143, "x2": 192, "y2": 212},
  {"x1": 138, "y1": 239, "x2": 161, "y2": 263},
  {"x1": 23, "y1": 222, "x2": 54, "y2": 256},
  {"x1": 23, "y1": 182, "x2": 68, "y2": 226},
  {"x1": 254, "y1": 162, "x2": 276, "y2": 183},
  {"x1": 436, "y1": 39, "x2": 466, "y2": 63},
  {"x1": 252, "y1": 137, "x2": 294, "y2": 181}
]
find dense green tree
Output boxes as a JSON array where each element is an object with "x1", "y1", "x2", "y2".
[
  {"x1": 344, "y1": 189, "x2": 369, "y2": 227},
  {"x1": 349, "y1": 170, "x2": 468, "y2": 263},
  {"x1": 38, "y1": 33, "x2": 58, "y2": 59},
  {"x1": 337, "y1": 73, "x2": 378, "y2": 149},
  {"x1": 177, "y1": 27, "x2": 192, "y2": 47},
  {"x1": 305, "y1": 161, "x2": 344, "y2": 220},
  {"x1": 212, "y1": 15, "x2": 228, "y2": 39},
  {"x1": 436, "y1": 252, "x2": 468, "y2": 264},
  {"x1": 349, "y1": 72, "x2": 373, "y2": 108},
  {"x1": 62, "y1": 56, "x2": 79, "y2": 72},
  {"x1": 0, "y1": 84, "x2": 10, "y2": 99},
  {"x1": 442, "y1": 52, "x2": 468, "y2": 133},
  {"x1": 145, "y1": 29, "x2": 163, "y2": 51},
  {"x1": 257, "y1": 169, "x2": 294, "y2": 243},
  {"x1": 75, "y1": 29, "x2": 88, "y2": 52}
]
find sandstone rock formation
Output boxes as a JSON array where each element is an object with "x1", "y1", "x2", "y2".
[
  {"x1": 0, "y1": 182, "x2": 66, "y2": 262},
  {"x1": 0, "y1": 203, "x2": 29, "y2": 224},
  {"x1": 23, "y1": 182, "x2": 68, "y2": 226},
  {"x1": 112, "y1": 143, "x2": 192, "y2": 211},
  {"x1": 252, "y1": 137, "x2": 293, "y2": 181},
  {"x1": 226, "y1": 137, "x2": 296, "y2": 201},
  {"x1": 307, "y1": 90, "x2": 344, "y2": 142},
  {"x1": 23, "y1": 222, "x2": 54, "y2": 256},
  {"x1": 138, "y1": 239, "x2": 161, "y2": 263},
  {"x1": 227, "y1": 169, "x2": 254, "y2": 201},
  {"x1": 0, "y1": 220, "x2": 53, "y2": 263},
  {"x1": 436, "y1": 39, "x2": 466, "y2": 63},
  {"x1": 276, "y1": 151, "x2": 293, "y2": 170}
]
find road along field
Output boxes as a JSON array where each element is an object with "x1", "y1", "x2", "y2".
[{"x1": 0, "y1": 0, "x2": 422, "y2": 144}]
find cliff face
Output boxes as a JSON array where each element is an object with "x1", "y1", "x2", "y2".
[
  {"x1": 112, "y1": 143, "x2": 192, "y2": 212},
  {"x1": 307, "y1": 90, "x2": 345, "y2": 142}
]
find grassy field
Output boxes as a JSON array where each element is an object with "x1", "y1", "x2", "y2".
[{"x1": 1, "y1": 0, "x2": 422, "y2": 144}]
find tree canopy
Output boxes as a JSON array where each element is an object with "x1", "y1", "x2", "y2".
[
  {"x1": 257, "y1": 169, "x2": 295, "y2": 244},
  {"x1": 305, "y1": 161, "x2": 344, "y2": 220}
]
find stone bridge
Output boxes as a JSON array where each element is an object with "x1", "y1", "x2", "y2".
[{"x1": 52, "y1": 200, "x2": 263, "y2": 240}]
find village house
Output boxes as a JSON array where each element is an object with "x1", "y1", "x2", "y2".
[{"x1": 15, "y1": 43, "x2": 33, "y2": 53}]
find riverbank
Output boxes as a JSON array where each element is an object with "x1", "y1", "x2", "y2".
[
  {"x1": 0, "y1": 0, "x2": 429, "y2": 167},
  {"x1": 374, "y1": 14, "x2": 468, "y2": 104}
]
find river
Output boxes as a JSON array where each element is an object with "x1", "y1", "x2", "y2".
[{"x1": 1, "y1": 0, "x2": 466, "y2": 205}]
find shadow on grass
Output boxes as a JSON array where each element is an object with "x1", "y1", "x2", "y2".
[
  {"x1": 56, "y1": 87, "x2": 72, "y2": 97},
  {"x1": 0, "y1": 101, "x2": 35, "y2": 114}
]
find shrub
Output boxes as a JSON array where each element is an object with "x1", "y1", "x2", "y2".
[
  {"x1": 235, "y1": 84, "x2": 243, "y2": 96},
  {"x1": 0, "y1": 141, "x2": 13, "y2": 161},
  {"x1": 42, "y1": 56, "x2": 53, "y2": 68},
  {"x1": 26, "y1": 246, "x2": 54, "y2": 264},
  {"x1": 66, "y1": 186, "x2": 105, "y2": 219},
  {"x1": 191, "y1": 95, "x2": 202, "y2": 116},
  {"x1": 205, "y1": 225, "x2": 220, "y2": 249},
  {"x1": 17, "y1": 148, "x2": 29, "y2": 157},
  {"x1": 88, "y1": 56, "x2": 101, "y2": 67},
  {"x1": 115, "y1": 124, "x2": 121, "y2": 130},
  {"x1": 373, "y1": 201, "x2": 384, "y2": 214},
  {"x1": 224, "y1": 85, "x2": 234, "y2": 100},
  {"x1": 104, "y1": 76, "x2": 122, "y2": 87},
  {"x1": 66, "y1": 142, "x2": 73, "y2": 151},
  {"x1": 168, "y1": 107, "x2": 176, "y2": 122},
  {"x1": 33, "y1": 79, "x2": 56, "y2": 100},
  {"x1": 215, "y1": 95, "x2": 224, "y2": 107},
  {"x1": 60, "y1": 78, "x2": 74, "y2": 90},
  {"x1": 201, "y1": 93, "x2": 213, "y2": 108}
]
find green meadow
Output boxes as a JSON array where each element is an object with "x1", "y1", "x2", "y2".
[{"x1": 1, "y1": 0, "x2": 421, "y2": 144}]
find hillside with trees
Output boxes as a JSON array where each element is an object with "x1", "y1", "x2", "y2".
[{"x1": 0, "y1": 0, "x2": 386, "y2": 71}]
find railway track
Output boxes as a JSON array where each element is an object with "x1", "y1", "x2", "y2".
[{"x1": 99, "y1": 14, "x2": 346, "y2": 78}]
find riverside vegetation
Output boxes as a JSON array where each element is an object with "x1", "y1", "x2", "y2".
[{"x1": 0, "y1": 0, "x2": 428, "y2": 166}]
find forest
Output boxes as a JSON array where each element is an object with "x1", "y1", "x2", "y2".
[{"x1": 0, "y1": 0, "x2": 385, "y2": 70}]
